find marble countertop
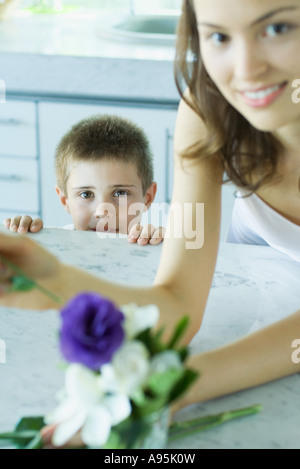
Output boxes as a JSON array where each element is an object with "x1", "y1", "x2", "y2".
[
  {"x1": 0, "y1": 11, "x2": 179, "y2": 102},
  {"x1": 0, "y1": 227, "x2": 300, "y2": 449}
]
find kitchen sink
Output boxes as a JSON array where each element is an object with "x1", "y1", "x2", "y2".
[{"x1": 96, "y1": 14, "x2": 180, "y2": 46}]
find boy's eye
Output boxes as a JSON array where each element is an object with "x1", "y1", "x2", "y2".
[
  {"x1": 114, "y1": 190, "x2": 128, "y2": 197},
  {"x1": 79, "y1": 191, "x2": 94, "y2": 199}
]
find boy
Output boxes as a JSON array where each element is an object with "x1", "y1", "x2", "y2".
[{"x1": 4, "y1": 114, "x2": 165, "y2": 245}]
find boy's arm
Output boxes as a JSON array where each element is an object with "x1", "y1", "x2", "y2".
[
  {"x1": 128, "y1": 224, "x2": 165, "y2": 246},
  {"x1": 4, "y1": 215, "x2": 43, "y2": 233}
]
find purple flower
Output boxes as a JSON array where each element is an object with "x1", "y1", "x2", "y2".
[{"x1": 59, "y1": 293, "x2": 125, "y2": 370}]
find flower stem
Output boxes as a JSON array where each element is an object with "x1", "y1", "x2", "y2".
[
  {"x1": 0, "y1": 254, "x2": 62, "y2": 304},
  {"x1": 168, "y1": 404, "x2": 262, "y2": 442}
]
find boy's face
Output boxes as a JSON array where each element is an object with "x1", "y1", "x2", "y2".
[{"x1": 56, "y1": 159, "x2": 156, "y2": 234}]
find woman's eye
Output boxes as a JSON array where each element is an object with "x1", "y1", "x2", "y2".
[
  {"x1": 210, "y1": 32, "x2": 229, "y2": 45},
  {"x1": 263, "y1": 23, "x2": 290, "y2": 38},
  {"x1": 80, "y1": 191, "x2": 93, "y2": 199}
]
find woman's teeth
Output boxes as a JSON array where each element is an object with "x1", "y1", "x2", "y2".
[{"x1": 243, "y1": 84, "x2": 281, "y2": 99}]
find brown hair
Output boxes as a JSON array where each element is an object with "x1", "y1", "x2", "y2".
[
  {"x1": 174, "y1": 0, "x2": 281, "y2": 192},
  {"x1": 55, "y1": 114, "x2": 154, "y2": 195}
]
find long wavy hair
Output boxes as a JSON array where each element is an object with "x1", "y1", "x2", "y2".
[{"x1": 174, "y1": 0, "x2": 281, "y2": 192}]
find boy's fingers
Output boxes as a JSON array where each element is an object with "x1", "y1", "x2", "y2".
[
  {"x1": 9, "y1": 216, "x2": 22, "y2": 232},
  {"x1": 138, "y1": 224, "x2": 155, "y2": 245},
  {"x1": 18, "y1": 215, "x2": 34, "y2": 233},
  {"x1": 149, "y1": 227, "x2": 165, "y2": 245},
  {"x1": 29, "y1": 218, "x2": 44, "y2": 233},
  {"x1": 3, "y1": 218, "x2": 11, "y2": 229},
  {"x1": 5, "y1": 216, "x2": 43, "y2": 234},
  {"x1": 128, "y1": 223, "x2": 142, "y2": 243}
]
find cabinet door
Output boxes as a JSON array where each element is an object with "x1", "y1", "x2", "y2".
[
  {"x1": 0, "y1": 101, "x2": 37, "y2": 157},
  {"x1": 39, "y1": 101, "x2": 178, "y2": 226},
  {"x1": 0, "y1": 157, "x2": 39, "y2": 212},
  {"x1": 0, "y1": 100, "x2": 40, "y2": 220}
]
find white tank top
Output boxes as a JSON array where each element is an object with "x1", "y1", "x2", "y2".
[{"x1": 227, "y1": 191, "x2": 300, "y2": 262}]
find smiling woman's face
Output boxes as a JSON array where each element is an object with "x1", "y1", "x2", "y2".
[{"x1": 194, "y1": 0, "x2": 300, "y2": 133}]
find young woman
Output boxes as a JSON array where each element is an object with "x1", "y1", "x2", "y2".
[
  {"x1": 0, "y1": 0, "x2": 300, "y2": 409},
  {"x1": 175, "y1": 0, "x2": 300, "y2": 262}
]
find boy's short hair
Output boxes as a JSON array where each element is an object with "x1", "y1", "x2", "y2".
[{"x1": 55, "y1": 114, "x2": 154, "y2": 195}]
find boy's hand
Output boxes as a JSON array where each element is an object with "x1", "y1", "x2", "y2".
[
  {"x1": 4, "y1": 216, "x2": 43, "y2": 234},
  {"x1": 128, "y1": 224, "x2": 165, "y2": 246}
]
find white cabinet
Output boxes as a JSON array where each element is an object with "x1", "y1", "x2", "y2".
[
  {"x1": 0, "y1": 158, "x2": 39, "y2": 212},
  {"x1": 0, "y1": 100, "x2": 37, "y2": 157},
  {"x1": 0, "y1": 100, "x2": 40, "y2": 222},
  {"x1": 38, "y1": 101, "x2": 178, "y2": 226}
]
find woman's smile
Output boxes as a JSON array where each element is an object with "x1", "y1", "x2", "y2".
[{"x1": 237, "y1": 81, "x2": 288, "y2": 108}]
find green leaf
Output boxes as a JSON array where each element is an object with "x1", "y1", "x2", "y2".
[
  {"x1": 9, "y1": 276, "x2": 36, "y2": 292},
  {"x1": 15, "y1": 416, "x2": 45, "y2": 433},
  {"x1": 0, "y1": 430, "x2": 37, "y2": 441},
  {"x1": 101, "y1": 430, "x2": 124, "y2": 449},
  {"x1": 132, "y1": 395, "x2": 169, "y2": 418},
  {"x1": 136, "y1": 328, "x2": 166, "y2": 356},
  {"x1": 152, "y1": 326, "x2": 166, "y2": 343},
  {"x1": 147, "y1": 369, "x2": 184, "y2": 397},
  {"x1": 0, "y1": 416, "x2": 46, "y2": 449},
  {"x1": 130, "y1": 389, "x2": 147, "y2": 407},
  {"x1": 0, "y1": 254, "x2": 62, "y2": 304},
  {"x1": 106, "y1": 416, "x2": 155, "y2": 449},
  {"x1": 24, "y1": 433, "x2": 44, "y2": 449},
  {"x1": 168, "y1": 369, "x2": 199, "y2": 403},
  {"x1": 176, "y1": 346, "x2": 189, "y2": 362},
  {"x1": 167, "y1": 316, "x2": 190, "y2": 350}
]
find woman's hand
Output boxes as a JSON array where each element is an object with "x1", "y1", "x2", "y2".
[
  {"x1": 40, "y1": 424, "x2": 84, "y2": 450},
  {"x1": 0, "y1": 231, "x2": 62, "y2": 309}
]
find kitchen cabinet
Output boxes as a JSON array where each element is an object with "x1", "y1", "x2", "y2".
[
  {"x1": 0, "y1": 100, "x2": 41, "y2": 222},
  {"x1": 38, "y1": 100, "x2": 178, "y2": 227}
]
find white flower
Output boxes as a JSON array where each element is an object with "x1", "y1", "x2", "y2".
[
  {"x1": 101, "y1": 341, "x2": 150, "y2": 397},
  {"x1": 121, "y1": 303, "x2": 159, "y2": 339},
  {"x1": 150, "y1": 350, "x2": 182, "y2": 375},
  {"x1": 45, "y1": 364, "x2": 131, "y2": 448}
]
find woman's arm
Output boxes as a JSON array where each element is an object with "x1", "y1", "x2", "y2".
[
  {"x1": 173, "y1": 308, "x2": 300, "y2": 411},
  {"x1": 154, "y1": 96, "x2": 223, "y2": 339},
  {"x1": 0, "y1": 99, "x2": 223, "y2": 343}
]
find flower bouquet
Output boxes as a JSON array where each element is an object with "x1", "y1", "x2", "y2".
[{"x1": 0, "y1": 258, "x2": 262, "y2": 449}]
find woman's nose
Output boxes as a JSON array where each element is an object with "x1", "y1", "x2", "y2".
[{"x1": 233, "y1": 39, "x2": 268, "y2": 81}]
